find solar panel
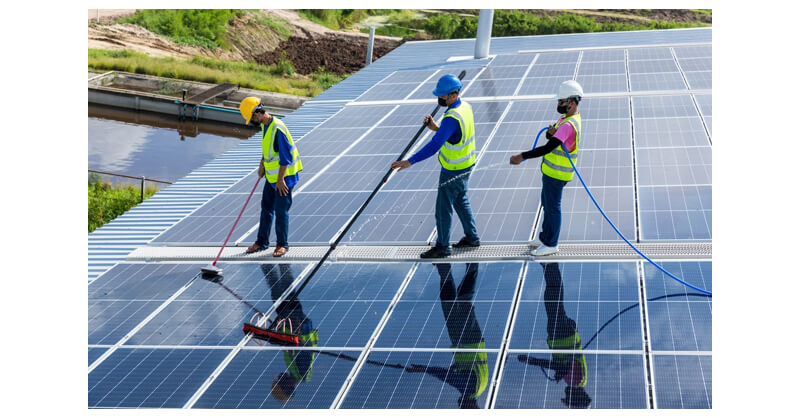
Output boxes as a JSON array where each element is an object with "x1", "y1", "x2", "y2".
[
  {"x1": 89, "y1": 28, "x2": 713, "y2": 409},
  {"x1": 375, "y1": 262, "x2": 521, "y2": 348},
  {"x1": 651, "y1": 355, "x2": 712, "y2": 408},
  {"x1": 340, "y1": 350, "x2": 499, "y2": 408},
  {"x1": 495, "y1": 353, "x2": 648, "y2": 408},
  {"x1": 194, "y1": 349, "x2": 362, "y2": 408}
]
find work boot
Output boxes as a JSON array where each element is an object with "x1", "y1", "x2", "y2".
[
  {"x1": 453, "y1": 236, "x2": 480, "y2": 248},
  {"x1": 420, "y1": 246, "x2": 452, "y2": 259},
  {"x1": 531, "y1": 244, "x2": 559, "y2": 257},
  {"x1": 530, "y1": 238, "x2": 543, "y2": 248}
]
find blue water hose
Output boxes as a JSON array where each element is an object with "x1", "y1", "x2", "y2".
[{"x1": 530, "y1": 127, "x2": 712, "y2": 296}]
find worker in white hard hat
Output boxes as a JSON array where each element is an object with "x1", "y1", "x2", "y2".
[
  {"x1": 239, "y1": 97, "x2": 303, "y2": 257},
  {"x1": 509, "y1": 80, "x2": 583, "y2": 256}
]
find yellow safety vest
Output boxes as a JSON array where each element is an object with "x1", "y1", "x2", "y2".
[
  {"x1": 438, "y1": 101, "x2": 476, "y2": 171},
  {"x1": 262, "y1": 118, "x2": 303, "y2": 184},
  {"x1": 541, "y1": 113, "x2": 581, "y2": 182},
  {"x1": 283, "y1": 330, "x2": 319, "y2": 382},
  {"x1": 452, "y1": 341, "x2": 489, "y2": 399},
  {"x1": 547, "y1": 332, "x2": 588, "y2": 388}
]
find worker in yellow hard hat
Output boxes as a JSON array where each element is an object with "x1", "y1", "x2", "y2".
[{"x1": 239, "y1": 97, "x2": 303, "y2": 257}]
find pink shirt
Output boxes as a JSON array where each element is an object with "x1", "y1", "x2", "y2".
[{"x1": 553, "y1": 116, "x2": 577, "y2": 153}]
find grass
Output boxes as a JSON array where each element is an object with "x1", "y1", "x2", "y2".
[
  {"x1": 88, "y1": 49, "x2": 345, "y2": 97},
  {"x1": 88, "y1": 174, "x2": 158, "y2": 233},
  {"x1": 251, "y1": 10, "x2": 292, "y2": 40},
  {"x1": 355, "y1": 9, "x2": 710, "y2": 40},
  {"x1": 118, "y1": 9, "x2": 243, "y2": 49}
]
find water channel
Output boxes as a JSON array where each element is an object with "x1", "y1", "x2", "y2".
[{"x1": 88, "y1": 104, "x2": 258, "y2": 187}]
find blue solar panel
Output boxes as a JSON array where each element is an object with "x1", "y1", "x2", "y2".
[
  {"x1": 638, "y1": 185, "x2": 711, "y2": 240},
  {"x1": 340, "y1": 351, "x2": 498, "y2": 408},
  {"x1": 89, "y1": 347, "x2": 107, "y2": 366},
  {"x1": 344, "y1": 189, "x2": 437, "y2": 243},
  {"x1": 495, "y1": 353, "x2": 648, "y2": 408},
  {"x1": 243, "y1": 191, "x2": 371, "y2": 244},
  {"x1": 194, "y1": 349, "x2": 362, "y2": 408},
  {"x1": 452, "y1": 188, "x2": 541, "y2": 243},
  {"x1": 652, "y1": 355, "x2": 712, "y2": 408},
  {"x1": 511, "y1": 262, "x2": 641, "y2": 350},
  {"x1": 89, "y1": 348, "x2": 229, "y2": 408},
  {"x1": 124, "y1": 264, "x2": 309, "y2": 346},
  {"x1": 376, "y1": 262, "x2": 522, "y2": 349}
]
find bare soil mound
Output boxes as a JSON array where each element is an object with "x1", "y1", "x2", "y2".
[{"x1": 255, "y1": 35, "x2": 402, "y2": 75}]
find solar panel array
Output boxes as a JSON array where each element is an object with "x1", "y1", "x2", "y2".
[{"x1": 89, "y1": 29, "x2": 711, "y2": 409}]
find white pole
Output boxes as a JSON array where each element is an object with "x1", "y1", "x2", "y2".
[
  {"x1": 366, "y1": 26, "x2": 375, "y2": 66},
  {"x1": 474, "y1": 9, "x2": 494, "y2": 59},
  {"x1": 96, "y1": 9, "x2": 100, "y2": 23}
]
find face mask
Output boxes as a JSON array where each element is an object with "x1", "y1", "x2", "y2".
[
  {"x1": 557, "y1": 102, "x2": 569, "y2": 114},
  {"x1": 438, "y1": 97, "x2": 448, "y2": 107}
]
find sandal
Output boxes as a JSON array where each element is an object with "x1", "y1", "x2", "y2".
[
  {"x1": 245, "y1": 243, "x2": 266, "y2": 254},
  {"x1": 272, "y1": 246, "x2": 288, "y2": 257}
]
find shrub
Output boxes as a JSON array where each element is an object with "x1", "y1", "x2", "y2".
[
  {"x1": 119, "y1": 9, "x2": 238, "y2": 49},
  {"x1": 88, "y1": 174, "x2": 158, "y2": 233}
]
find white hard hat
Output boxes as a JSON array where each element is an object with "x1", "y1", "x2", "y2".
[{"x1": 557, "y1": 80, "x2": 584, "y2": 100}]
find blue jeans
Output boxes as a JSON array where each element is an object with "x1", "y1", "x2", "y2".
[
  {"x1": 435, "y1": 169, "x2": 479, "y2": 249},
  {"x1": 539, "y1": 174, "x2": 568, "y2": 247},
  {"x1": 255, "y1": 181, "x2": 293, "y2": 248}
]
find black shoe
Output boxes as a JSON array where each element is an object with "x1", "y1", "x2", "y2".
[
  {"x1": 453, "y1": 236, "x2": 480, "y2": 248},
  {"x1": 420, "y1": 247, "x2": 452, "y2": 259}
]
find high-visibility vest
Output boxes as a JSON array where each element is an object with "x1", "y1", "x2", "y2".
[
  {"x1": 284, "y1": 329, "x2": 319, "y2": 382},
  {"x1": 262, "y1": 118, "x2": 303, "y2": 184},
  {"x1": 452, "y1": 341, "x2": 488, "y2": 399},
  {"x1": 438, "y1": 101, "x2": 476, "y2": 171},
  {"x1": 541, "y1": 113, "x2": 581, "y2": 182},
  {"x1": 547, "y1": 332, "x2": 588, "y2": 388}
]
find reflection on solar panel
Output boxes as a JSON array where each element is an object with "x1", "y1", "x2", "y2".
[{"x1": 89, "y1": 27, "x2": 712, "y2": 409}]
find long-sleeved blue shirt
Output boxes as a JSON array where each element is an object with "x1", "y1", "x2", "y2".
[
  {"x1": 264, "y1": 120, "x2": 299, "y2": 189},
  {"x1": 408, "y1": 99, "x2": 473, "y2": 175}
]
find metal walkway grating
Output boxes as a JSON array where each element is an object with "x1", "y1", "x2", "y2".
[{"x1": 127, "y1": 242, "x2": 711, "y2": 263}]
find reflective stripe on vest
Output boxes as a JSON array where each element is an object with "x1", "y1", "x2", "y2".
[
  {"x1": 284, "y1": 330, "x2": 319, "y2": 381},
  {"x1": 541, "y1": 113, "x2": 581, "y2": 182},
  {"x1": 438, "y1": 101, "x2": 476, "y2": 171},
  {"x1": 452, "y1": 341, "x2": 488, "y2": 399},
  {"x1": 262, "y1": 118, "x2": 303, "y2": 184},
  {"x1": 547, "y1": 332, "x2": 588, "y2": 388}
]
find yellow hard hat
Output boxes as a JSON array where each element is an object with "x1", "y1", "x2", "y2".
[{"x1": 239, "y1": 96, "x2": 262, "y2": 124}]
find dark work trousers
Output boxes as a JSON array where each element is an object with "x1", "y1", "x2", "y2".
[
  {"x1": 539, "y1": 174, "x2": 568, "y2": 248},
  {"x1": 255, "y1": 181, "x2": 293, "y2": 248}
]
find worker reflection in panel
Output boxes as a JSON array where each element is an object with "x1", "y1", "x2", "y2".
[
  {"x1": 517, "y1": 262, "x2": 591, "y2": 408},
  {"x1": 406, "y1": 263, "x2": 488, "y2": 409},
  {"x1": 260, "y1": 264, "x2": 319, "y2": 403}
]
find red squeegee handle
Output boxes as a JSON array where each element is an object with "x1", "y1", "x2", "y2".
[{"x1": 212, "y1": 176, "x2": 262, "y2": 267}]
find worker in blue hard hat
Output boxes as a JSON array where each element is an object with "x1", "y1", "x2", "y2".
[
  {"x1": 390, "y1": 74, "x2": 481, "y2": 259},
  {"x1": 240, "y1": 97, "x2": 303, "y2": 257},
  {"x1": 406, "y1": 263, "x2": 488, "y2": 408},
  {"x1": 517, "y1": 263, "x2": 591, "y2": 409},
  {"x1": 509, "y1": 80, "x2": 583, "y2": 256}
]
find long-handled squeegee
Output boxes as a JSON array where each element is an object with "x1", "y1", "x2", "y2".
[
  {"x1": 240, "y1": 71, "x2": 467, "y2": 342},
  {"x1": 201, "y1": 176, "x2": 262, "y2": 276}
]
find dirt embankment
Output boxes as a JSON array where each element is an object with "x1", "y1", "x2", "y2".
[
  {"x1": 88, "y1": 9, "x2": 403, "y2": 74},
  {"x1": 255, "y1": 35, "x2": 400, "y2": 75}
]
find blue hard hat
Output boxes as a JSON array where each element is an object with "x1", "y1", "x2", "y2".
[{"x1": 432, "y1": 74, "x2": 462, "y2": 97}]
